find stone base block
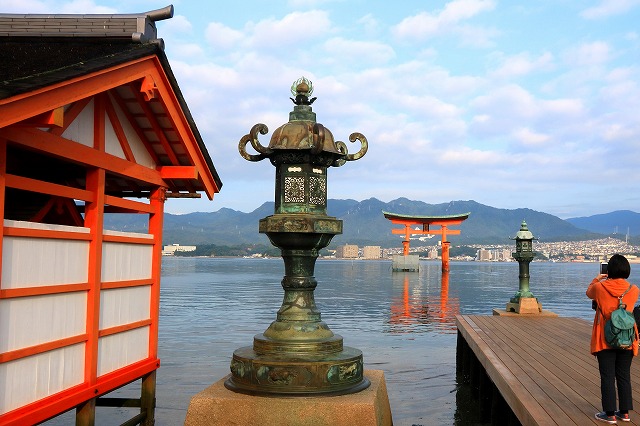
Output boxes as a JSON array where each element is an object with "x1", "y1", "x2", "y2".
[
  {"x1": 184, "y1": 369, "x2": 392, "y2": 426},
  {"x1": 392, "y1": 254, "x2": 419, "y2": 272},
  {"x1": 493, "y1": 307, "x2": 558, "y2": 317}
]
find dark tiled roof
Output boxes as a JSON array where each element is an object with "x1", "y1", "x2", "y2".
[
  {"x1": 0, "y1": 6, "x2": 172, "y2": 99},
  {"x1": 0, "y1": 38, "x2": 159, "y2": 99}
]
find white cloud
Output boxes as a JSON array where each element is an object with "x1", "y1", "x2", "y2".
[
  {"x1": 2, "y1": 0, "x2": 50, "y2": 12},
  {"x1": 392, "y1": 0, "x2": 496, "y2": 42},
  {"x1": 59, "y1": 0, "x2": 116, "y2": 13},
  {"x1": 565, "y1": 41, "x2": 611, "y2": 66},
  {"x1": 322, "y1": 38, "x2": 395, "y2": 65},
  {"x1": 439, "y1": 146, "x2": 504, "y2": 166},
  {"x1": 512, "y1": 127, "x2": 550, "y2": 146},
  {"x1": 10, "y1": 0, "x2": 640, "y2": 217},
  {"x1": 161, "y1": 15, "x2": 193, "y2": 36},
  {"x1": 581, "y1": 0, "x2": 640, "y2": 19},
  {"x1": 3, "y1": 0, "x2": 115, "y2": 13},
  {"x1": 491, "y1": 52, "x2": 554, "y2": 79},
  {"x1": 357, "y1": 14, "x2": 381, "y2": 36},
  {"x1": 247, "y1": 10, "x2": 332, "y2": 48},
  {"x1": 205, "y1": 22, "x2": 244, "y2": 50}
]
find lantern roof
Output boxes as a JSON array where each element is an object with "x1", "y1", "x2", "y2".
[
  {"x1": 512, "y1": 220, "x2": 536, "y2": 241},
  {"x1": 239, "y1": 77, "x2": 368, "y2": 167}
]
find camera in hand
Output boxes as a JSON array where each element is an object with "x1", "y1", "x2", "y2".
[{"x1": 600, "y1": 262, "x2": 608, "y2": 275}]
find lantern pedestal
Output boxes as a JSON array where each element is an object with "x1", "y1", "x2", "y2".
[
  {"x1": 504, "y1": 297, "x2": 543, "y2": 314},
  {"x1": 185, "y1": 370, "x2": 393, "y2": 426}
]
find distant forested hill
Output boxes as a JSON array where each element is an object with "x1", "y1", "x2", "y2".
[
  {"x1": 104, "y1": 198, "x2": 609, "y2": 247},
  {"x1": 567, "y1": 210, "x2": 640, "y2": 237}
]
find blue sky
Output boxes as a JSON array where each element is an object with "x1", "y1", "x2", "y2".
[{"x1": 6, "y1": 0, "x2": 640, "y2": 218}]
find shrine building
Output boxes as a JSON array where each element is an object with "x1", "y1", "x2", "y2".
[{"x1": 0, "y1": 6, "x2": 221, "y2": 425}]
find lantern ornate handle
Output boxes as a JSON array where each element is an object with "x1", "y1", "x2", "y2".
[
  {"x1": 345, "y1": 132, "x2": 368, "y2": 161},
  {"x1": 311, "y1": 123, "x2": 325, "y2": 154},
  {"x1": 333, "y1": 132, "x2": 368, "y2": 167},
  {"x1": 238, "y1": 123, "x2": 271, "y2": 162}
]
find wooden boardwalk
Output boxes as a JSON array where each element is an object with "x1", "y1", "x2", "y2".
[{"x1": 456, "y1": 315, "x2": 640, "y2": 426}]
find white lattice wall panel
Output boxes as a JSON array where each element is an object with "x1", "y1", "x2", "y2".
[
  {"x1": 0, "y1": 344, "x2": 84, "y2": 415},
  {"x1": 2, "y1": 221, "x2": 89, "y2": 289},
  {"x1": 0, "y1": 293, "x2": 86, "y2": 353},
  {"x1": 101, "y1": 234, "x2": 153, "y2": 282},
  {"x1": 99, "y1": 286, "x2": 151, "y2": 329},
  {"x1": 97, "y1": 327, "x2": 150, "y2": 377}
]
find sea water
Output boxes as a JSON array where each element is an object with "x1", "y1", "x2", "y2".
[{"x1": 46, "y1": 258, "x2": 635, "y2": 425}]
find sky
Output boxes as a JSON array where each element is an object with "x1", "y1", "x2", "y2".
[{"x1": 5, "y1": 0, "x2": 640, "y2": 219}]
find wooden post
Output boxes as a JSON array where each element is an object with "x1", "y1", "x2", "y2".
[
  {"x1": 0, "y1": 139, "x2": 6, "y2": 284},
  {"x1": 141, "y1": 371, "x2": 157, "y2": 426},
  {"x1": 76, "y1": 398, "x2": 96, "y2": 426}
]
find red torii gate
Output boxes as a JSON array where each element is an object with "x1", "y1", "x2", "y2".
[{"x1": 383, "y1": 211, "x2": 470, "y2": 272}]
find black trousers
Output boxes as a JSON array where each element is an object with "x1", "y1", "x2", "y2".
[{"x1": 596, "y1": 349, "x2": 634, "y2": 413}]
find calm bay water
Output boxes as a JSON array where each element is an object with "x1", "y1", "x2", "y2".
[{"x1": 46, "y1": 258, "x2": 639, "y2": 425}]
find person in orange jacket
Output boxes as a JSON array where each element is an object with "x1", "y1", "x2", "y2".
[{"x1": 587, "y1": 254, "x2": 639, "y2": 424}]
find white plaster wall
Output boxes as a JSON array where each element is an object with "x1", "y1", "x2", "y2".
[
  {"x1": 101, "y1": 242, "x2": 152, "y2": 282},
  {"x1": 99, "y1": 286, "x2": 151, "y2": 330},
  {"x1": 97, "y1": 327, "x2": 149, "y2": 376},
  {"x1": 0, "y1": 344, "x2": 84, "y2": 415},
  {"x1": 2, "y1": 221, "x2": 89, "y2": 289},
  {"x1": 0, "y1": 292, "x2": 86, "y2": 353}
]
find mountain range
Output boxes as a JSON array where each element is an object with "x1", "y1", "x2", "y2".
[{"x1": 104, "y1": 198, "x2": 640, "y2": 248}]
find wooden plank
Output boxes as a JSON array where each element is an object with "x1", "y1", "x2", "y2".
[
  {"x1": 457, "y1": 315, "x2": 640, "y2": 426},
  {"x1": 457, "y1": 315, "x2": 549, "y2": 425},
  {"x1": 475, "y1": 316, "x2": 599, "y2": 425},
  {"x1": 465, "y1": 315, "x2": 576, "y2": 425}
]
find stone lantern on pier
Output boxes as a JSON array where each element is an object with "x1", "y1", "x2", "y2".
[
  {"x1": 505, "y1": 220, "x2": 543, "y2": 314},
  {"x1": 227, "y1": 77, "x2": 370, "y2": 396}
]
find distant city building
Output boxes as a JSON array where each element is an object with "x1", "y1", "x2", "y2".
[
  {"x1": 362, "y1": 246, "x2": 382, "y2": 259},
  {"x1": 476, "y1": 248, "x2": 512, "y2": 261},
  {"x1": 163, "y1": 243, "x2": 197, "y2": 256},
  {"x1": 336, "y1": 244, "x2": 359, "y2": 259},
  {"x1": 477, "y1": 248, "x2": 492, "y2": 261},
  {"x1": 427, "y1": 248, "x2": 438, "y2": 259},
  {"x1": 498, "y1": 249, "x2": 512, "y2": 261}
]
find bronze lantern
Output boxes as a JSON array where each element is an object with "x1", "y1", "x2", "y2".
[
  {"x1": 226, "y1": 77, "x2": 370, "y2": 395},
  {"x1": 506, "y1": 220, "x2": 542, "y2": 313}
]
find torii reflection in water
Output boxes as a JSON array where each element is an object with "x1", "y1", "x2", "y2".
[{"x1": 387, "y1": 271, "x2": 459, "y2": 333}]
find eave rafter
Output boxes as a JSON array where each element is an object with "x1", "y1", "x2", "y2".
[
  {"x1": 147, "y1": 62, "x2": 218, "y2": 199},
  {"x1": 0, "y1": 57, "x2": 155, "y2": 128},
  {"x1": 128, "y1": 78, "x2": 180, "y2": 166},
  {"x1": 0, "y1": 127, "x2": 166, "y2": 187}
]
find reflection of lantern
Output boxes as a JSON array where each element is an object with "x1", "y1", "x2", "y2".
[
  {"x1": 228, "y1": 77, "x2": 370, "y2": 396},
  {"x1": 506, "y1": 220, "x2": 542, "y2": 313}
]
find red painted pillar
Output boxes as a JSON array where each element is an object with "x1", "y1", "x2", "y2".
[
  {"x1": 441, "y1": 226, "x2": 450, "y2": 272},
  {"x1": 442, "y1": 241, "x2": 450, "y2": 272},
  {"x1": 402, "y1": 224, "x2": 411, "y2": 256}
]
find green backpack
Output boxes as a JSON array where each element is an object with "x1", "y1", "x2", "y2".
[{"x1": 603, "y1": 285, "x2": 637, "y2": 349}]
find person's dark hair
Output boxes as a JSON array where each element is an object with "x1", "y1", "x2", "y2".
[{"x1": 608, "y1": 254, "x2": 631, "y2": 279}]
